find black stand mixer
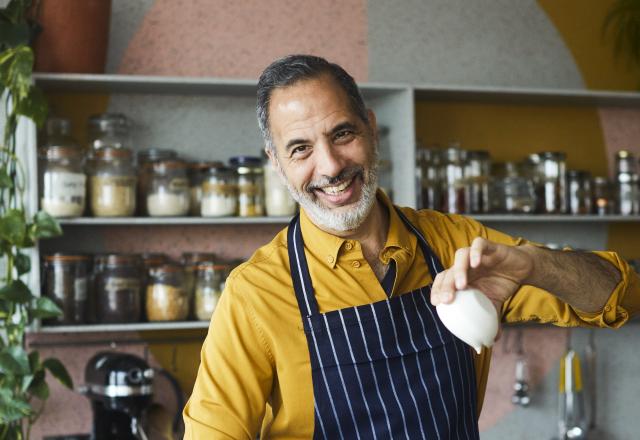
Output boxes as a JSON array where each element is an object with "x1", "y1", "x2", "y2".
[{"x1": 78, "y1": 352, "x2": 159, "y2": 440}]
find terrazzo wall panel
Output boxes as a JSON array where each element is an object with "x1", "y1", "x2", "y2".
[{"x1": 32, "y1": 0, "x2": 640, "y2": 438}]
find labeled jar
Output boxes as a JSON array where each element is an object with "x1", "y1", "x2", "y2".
[
  {"x1": 189, "y1": 161, "x2": 224, "y2": 216},
  {"x1": 43, "y1": 254, "x2": 90, "y2": 325},
  {"x1": 137, "y1": 148, "x2": 178, "y2": 215},
  {"x1": 88, "y1": 147, "x2": 137, "y2": 217},
  {"x1": 537, "y1": 152, "x2": 567, "y2": 214},
  {"x1": 615, "y1": 150, "x2": 640, "y2": 215},
  {"x1": 230, "y1": 156, "x2": 264, "y2": 217},
  {"x1": 181, "y1": 252, "x2": 216, "y2": 302},
  {"x1": 593, "y1": 176, "x2": 614, "y2": 215},
  {"x1": 140, "y1": 253, "x2": 170, "y2": 320},
  {"x1": 43, "y1": 117, "x2": 80, "y2": 150},
  {"x1": 465, "y1": 150, "x2": 491, "y2": 213},
  {"x1": 95, "y1": 254, "x2": 141, "y2": 323},
  {"x1": 263, "y1": 154, "x2": 296, "y2": 217},
  {"x1": 201, "y1": 164, "x2": 238, "y2": 217},
  {"x1": 489, "y1": 162, "x2": 535, "y2": 214},
  {"x1": 194, "y1": 263, "x2": 228, "y2": 321},
  {"x1": 88, "y1": 113, "x2": 132, "y2": 150},
  {"x1": 566, "y1": 170, "x2": 592, "y2": 215},
  {"x1": 146, "y1": 159, "x2": 190, "y2": 217},
  {"x1": 146, "y1": 264, "x2": 189, "y2": 321},
  {"x1": 416, "y1": 147, "x2": 442, "y2": 211},
  {"x1": 39, "y1": 146, "x2": 86, "y2": 218},
  {"x1": 441, "y1": 145, "x2": 467, "y2": 214}
]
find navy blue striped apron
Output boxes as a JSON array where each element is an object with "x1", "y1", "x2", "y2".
[{"x1": 286, "y1": 208, "x2": 480, "y2": 439}]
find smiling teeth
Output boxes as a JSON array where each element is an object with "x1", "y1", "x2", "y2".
[{"x1": 322, "y1": 179, "x2": 352, "y2": 195}]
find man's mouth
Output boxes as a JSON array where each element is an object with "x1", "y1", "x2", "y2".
[{"x1": 316, "y1": 177, "x2": 355, "y2": 195}]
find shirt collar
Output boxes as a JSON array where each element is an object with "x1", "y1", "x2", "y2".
[{"x1": 298, "y1": 190, "x2": 415, "y2": 269}]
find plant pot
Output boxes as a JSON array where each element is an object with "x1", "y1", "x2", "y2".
[{"x1": 32, "y1": 0, "x2": 112, "y2": 73}]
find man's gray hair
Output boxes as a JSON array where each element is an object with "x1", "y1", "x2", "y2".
[{"x1": 256, "y1": 54, "x2": 369, "y2": 154}]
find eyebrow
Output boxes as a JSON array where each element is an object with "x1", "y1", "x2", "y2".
[{"x1": 284, "y1": 121, "x2": 359, "y2": 152}]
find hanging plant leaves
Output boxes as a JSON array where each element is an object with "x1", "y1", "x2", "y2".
[
  {"x1": 14, "y1": 250, "x2": 30, "y2": 275},
  {"x1": 0, "y1": 389, "x2": 32, "y2": 423},
  {"x1": 0, "y1": 279, "x2": 33, "y2": 303},
  {"x1": 0, "y1": 166, "x2": 13, "y2": 189},
  {"x1": 27, "y1": 369, "x2": 49, "y2": 399},
  {"x1": 16, "y1": 86, "x2": 47, "y2": 127},
  {"x1": 0, "y1": 45, "x2": 33, "y2": 101},
  {"x1": 0, "y1": 209, "x2": 26, "y2": 245},
  {"x1": 0, "y1": 346, "x2": 31, "y2": 375},
  {"x1": 30, "y1": 210, "x2": 62, "y2": 240},
  {"x1": 30, "y1": 296, "x2": 61, "y2": 319},
  {"x1": 43, "y1": 358, "x2": 73, "y2": 389},
  {"x1": 0, "y1": 22, "x2": 30, "y2": 50}
]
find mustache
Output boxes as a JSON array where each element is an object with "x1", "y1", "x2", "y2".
[{"x1": 306, "y1": 165, "x2": 364, "y2": 193}]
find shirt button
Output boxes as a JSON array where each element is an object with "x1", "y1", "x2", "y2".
[
  {"x1": 604, "y1": 305, "x2": 612, "y2": 312},
  {"x1": 384, "y1": 250, "x2": 391, "y2": 259},
  {"x1": 352, "y1": 261, "x2": 361, "y2": 268},
  {"x1": 345, "y1": 242, "x2": 353, "y2": 251},
  {"x1": 327, "y1": 255, "x2": 334, "y2": 264}
]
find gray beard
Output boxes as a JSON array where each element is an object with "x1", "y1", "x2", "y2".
[{"x1": 277, "y1": 155, "x2": 379, "y2": 232}]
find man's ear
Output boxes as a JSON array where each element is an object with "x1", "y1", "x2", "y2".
[
  {"x1": 367, "y1": 109, "x2": 378, "y2": 138},
  {"x1": 265, "y1": 146, "x2": 278, "y2": 168}
]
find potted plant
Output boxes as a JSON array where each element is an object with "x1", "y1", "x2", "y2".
[
  {"x1": 604, "y1": 0, "x2": 640, "y2": 74},
  {"x1": 1, "y1": 1, "x2": 73, "y2": 438}
]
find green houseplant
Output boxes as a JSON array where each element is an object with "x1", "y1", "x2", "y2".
[
  {"x1": 604, "y1": 0, "x2": 640, "y2": 73},
  {"x1": 1, "y1": 1, "x2": 73, "y2": 438}
]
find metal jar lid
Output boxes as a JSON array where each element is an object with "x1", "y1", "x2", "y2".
[
  {"x1": 137, "y1": 148, "x2": 178, "y2": 164},
  {"x1": 88, "y1": 113, "x2": 131, "y2": 131},
  {"x1": 93, "y1": 146, "x2": 133, "y2": 160},
  {"x1": 229, "y1": 156, "x2": 263, "y2": 175},
  {"x1": 39, "y1": 145, "x2": 84, "y2": 161}
]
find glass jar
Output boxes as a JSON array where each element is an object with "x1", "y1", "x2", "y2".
[
  {"x1": 181, "y1": 252, "x2": 216, "y2": 302},
  {"x1": 465, "y1": 150, "x2": 491, "y2": 213},
  {"x1": 440, "y1": 145, "x2": 467, "y2": 214},
  {"x1": 43, "y1": 254, "x2": 90, "y2": 325},
  {"x1": 263, "y1": 153, "x2": 297, "y2": 217},
  {"x1": 537, "y1": 152, "x2": 567, "y2": 214},
  {"x1": 146, "y1": 159, "x2": 190, "y2": 217},
  {"x1": 146, "y1": 264, "x2": 189, "y2": 322},
  {"x1": 137, "y1": 149, "x2": 178, "y2": 215},
  {"x1": 39, "y1": 146, "x2": 86, "y2": 218},
  {"x1": 43, "y1": 117, "x2": 80, "y2": 149},
  {"x1": 94, "y1": 254, "x2": 141, "y2": 323},
  {"x1": 88, "y1": 113, "x2": 132, "y2": 150},
  {"x1": 592, "y1": 176, "x2": 614, "y2": 215},
  {"x1": 230, "y1": 156, "x2": 264, "y2": 217},
  {"x1": 189, "y1": 161, "x2": 223, "y2": 216},
  {"x1": 566, "y1": 170, "x2": 592, "y2": 215},
  {"x1": 88, "y1": 147, "x2": 137, "y2": 217},
  {"x1": 201, "y1": 164, "x2": 238, "y2": 217},
  {"x1": 194, "y1": 263, "x2": 228, "y2": 321},
  {"x1": 615, "y1": 150, "x2": 640, "y2": 215},
  {"x1": 416, "y1": 147, "x2": 442, "y2": 211},
  {"x1": 489, "y1": 162, "x2": 536, "y2": 214}
]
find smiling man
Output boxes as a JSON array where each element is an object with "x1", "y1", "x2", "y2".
[{"x1": 183, "y1": 55, "x2": 639, "y2": 439}]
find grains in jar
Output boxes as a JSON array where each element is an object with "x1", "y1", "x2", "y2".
[
  {"x1": 194, "y1": 263, "x2": 228, "y2": 321},
  {"x1": 146, "y1": 264, "x2": 189, "y2": 321},
  {"x1": 39, "y1": 145, "x2": 86, "y2": 218},
  {"x1": 88, "y1": 147, "x2": 137, "y2": 217},
  {"x1": 229, "y1": 156, "x2": 264, "y2": 217},
  {"x1": 146, "y1": 159, "x2": 190, "y2": 217},
  {"x1": 200, "y1": 164, "x2": 237, "y2": 217}
]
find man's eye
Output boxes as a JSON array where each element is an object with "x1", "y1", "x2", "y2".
[
  {"x1": 291, "y1": 145, "x2": 309, "y2": 156},
  {"x1": 334, "y1": 130, "x2": 354, "y2": 141}
]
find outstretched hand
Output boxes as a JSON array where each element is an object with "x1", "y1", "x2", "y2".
[{"x1": 430, "y1": 237, "x2": 535, "y2": 317}]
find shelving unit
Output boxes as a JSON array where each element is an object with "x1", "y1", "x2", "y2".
[{"x1": 29, "y1": 73, "x2": 640, "y2": 334}]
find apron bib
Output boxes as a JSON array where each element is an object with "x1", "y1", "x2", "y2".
[{"x1": 286, "y1": 208, "x2": 480, "y2": 439}]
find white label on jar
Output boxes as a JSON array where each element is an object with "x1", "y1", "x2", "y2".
[
  {"x1": 74, "y1": 277, "x2": 88, "y2": 301},
  {"x1": 104, "y1": 277, "x2": 140, "y2": 293},
  {"x1": 43, "y1": 171, "x2": 86, "y2": 204}
]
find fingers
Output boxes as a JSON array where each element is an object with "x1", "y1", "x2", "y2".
[
  {"x1": 470, "y1": 237, "x2": 488, "y2": 268},
  {"x1": 451, "y1": 247, "x2": 471, "y2": 290}
]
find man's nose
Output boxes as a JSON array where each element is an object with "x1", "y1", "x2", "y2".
[{"x1": 314, "y1": 142, "x2": 344, "y2": 178}]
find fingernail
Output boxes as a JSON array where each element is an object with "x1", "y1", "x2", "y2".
[{"x1": 455, "y1": 275, "x2": 465, "y2": 289}]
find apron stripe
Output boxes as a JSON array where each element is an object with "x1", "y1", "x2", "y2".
[
  {"x1": 321, "y1": 314, "x2": 362, "y2": 440},
  {"x1": 314, "y1": 404, "x2": 327, "y2": 439},
  {"x1": 338, "y1": 309, "x2": 379, "y2": 440},
  {"x1": 353, "y1": 307, "x2": 394, "y2": 436},
  {"x1": 369, "y1": 303, "x2": 411, "y2": 439},
  {"x1": 292, "y1": 222, "x2": 314, "y2": 317},
  {"x1": 384, "y1": 300, "x2": 429, "y2": 439}
]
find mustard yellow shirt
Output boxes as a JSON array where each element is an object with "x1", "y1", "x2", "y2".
[{"x1": 184, "y1": 192, "x2": 639, "y2": 439}]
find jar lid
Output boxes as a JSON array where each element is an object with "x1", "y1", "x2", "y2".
[
  {"x1": 204, "y1": 164, "x2": 235, "y2": 177},
  {"x1": 196, "y1": 262, "x2": 230, "y2": 271},
  {"x1": 88, "y1": 113, "x2": 131, "y2": 131},
  {"x1": 93, "y1": 146, "x2": 133, "y2": 160},
  {"x1": 567, "y1": 170, "x2": 591, "y2": 179},
  {"x1": 149, "y1": 263, "x2": 183, "y2": 275},
  {"x1": 46, "y1": 117, "x2": 72, "y2": 136},
  {"x1": 444, "y1": 147, "x2": 463, "y2": 162},
  {"x1": 593, "y1": 176, "x2": 609, "y2": 184},
  {"x1": 141, "y1": 253, "x2": 169, "y2": 267},
  {"x1": 229, "y1": 156, "x2": 263, "y2": 174},
  {"x1": 39, "y1": 145, "x2": 84, "y2": 160},
  {"x1": 45, "y1": 253, "x2": 90, "y2": 262},
  {"x1": 181, "y1": 252, "x2": 216, "y2": 265},
  {"x1": 97, "y1": 253, "x2": 141, "y2": 267},
  {"x1": 616, "y1": 150, "x2": 633, "y2": 159},
  {"x1": 151, "y1": 159, "x2": 187, "y2": 173},
  {"x1": 189, "y1": 161, "x2": 224, "y2": 171},
  {"x1": 138, "y1": 148, "x2": 178, "y2": 164},
  {"x1": 538, "y1": 151, "x2": 566, "y2": 160}
]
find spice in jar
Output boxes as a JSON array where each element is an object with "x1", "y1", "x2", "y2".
[
  {"x1": 566, "y1": 170, "x2": 592, "y2": 215},
  {"x1": 43, "y1": 254, "x2": 90, "y2": 325},
  {"x1": 189, "y1": 161, "x2": 223, "y2": 216},
  {"x1": 592, "y1": 176, "x2": 614, "y2": 215},
  {"x1": 441, "y1": 144, "x2": 467, "y2": 214},
  {"x1": 137, "y1": 148, "x2": 178, "y2": 215},
  {"x1": 614, "y1": 150, "x2": 640, "y2": 215},
  {"x1": 537, "y1": 152, "x2": 567, "y2": 214},
  {"x1": 416, "y1": 147, "x2": 443, "y2": 211},
  {"x1": 40, "y1": 117, "x2": 86, "y2": 217},
  {"x1": 146, "y1": 159, "x2": 190, "y2": 217},
  {"x1": 146, "y1": 264, "x2": 189, "y2": 321},
  {"x1": 181, "y1": 252, "x2": 216, "y2": 303},
  {"x1": 94, "y1": 254, "x2": 141, "y2": 323},
  {"x1": 263, "y1": 153, "x2": 297, "y2": 216},
  {"x1": 464, "y1": 150, "x2": 491, "y2": 213},
  {"x1": 201, "y1": 164, "x2": 238, "y2": 217},
  {"x1": 88, "y1": 147, "x2": 137, "y2": 217},
  {"x1": 194, "y1": 263, "x2": 228, "y2": 321},
  {"x1": 230, "y1": 156, "x2": 264, "y2": 217}
]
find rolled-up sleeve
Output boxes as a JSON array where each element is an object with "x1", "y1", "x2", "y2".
[{"x1": 183, "y1": 282, "x2": 274, "y2": 439}]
